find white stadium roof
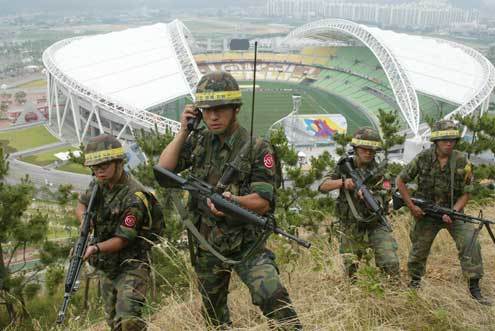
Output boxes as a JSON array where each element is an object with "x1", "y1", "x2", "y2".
[
  {"x1": 286, "y1": 19, "x2": 495, "y2": 136},
  {"x1": 49, "y1": 22, "x2": 198, "y2": 110}
]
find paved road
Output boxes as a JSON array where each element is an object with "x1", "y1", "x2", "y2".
[{"x1": 6, "y1": 158, "x2": 91, "y2": 192}]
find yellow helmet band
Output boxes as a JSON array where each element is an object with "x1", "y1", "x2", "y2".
[
  {"x1": 351, "y1": 138, "x2": 382, "y2": 148},
  {"x1": 431, "y1": 129, "x2": 460, "y2": 139},
  {"x1": 195, "y1": 90, "x2": 242, "y2": 102},
  {"x1": 85, "y1": 147, "x2": 125, "y2": 163}
]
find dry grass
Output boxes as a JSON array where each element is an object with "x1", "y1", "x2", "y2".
[{"x1": 87, "y1": 205, "x2": 495, "y2": 331}]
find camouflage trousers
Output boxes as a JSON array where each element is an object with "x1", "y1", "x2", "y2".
[
  {"x1": 194, "y1": 248, "x2": 301, "y2": 330},
  {"x1": 408, "y1": 217, "x2": 484, "y2": 280},
  {"x1": 339, "y1": 221, "x2": 400, "y2": 278},
  {"x1": 99, "y1": 266, "x2": 150, "y2": 331}
]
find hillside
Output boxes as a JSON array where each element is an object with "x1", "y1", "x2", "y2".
[{"x1": 113, "y1": 204, "x2": 495, "y2": 330}]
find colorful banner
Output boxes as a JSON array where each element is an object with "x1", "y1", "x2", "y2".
[{"x1": 281, "y1": 114, "x2": 347, "y2": 145}]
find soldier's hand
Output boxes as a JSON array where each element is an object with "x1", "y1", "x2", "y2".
[
  {"x1": 441, "y1": 214, "x2": 453, "y2": 224},
  {"x1": 410, "y1": 204, "x2": 425, "y2": 220},
  {"x1": 83, "y1": 245, "x2": 98, "y2": 261},
  {"x1": 207, "y1": 198, "x2": 225, "y2": 217},
  {"x1": 180, "y1": 104, "x2": 199, "y2": 132},
  {"x1": 357, "y1": 188, "x2": 364, "y2": 200},
  {"x1": 343, "y1": 178, "x2": 356, "y2": 190}
]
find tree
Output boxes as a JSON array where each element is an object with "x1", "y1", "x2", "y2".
[
  {"x1": 334, "y1": 132, "x2": 352, "y2": 157},
  {"x1": 14, "y1": 91, "x2": 26, "y2": 105},
  {"x1": 0, "y1": 146, "x2": 52, "y2": 323},
  {"x1": 132, "y1": 126, "x2": 184, "y2": 243},
  {"x1": 377, "y1": 109, "x2": 405, "y2": 161},
  {"x1": 270, "y1": 128, "x2": 335, "y2": 236}
]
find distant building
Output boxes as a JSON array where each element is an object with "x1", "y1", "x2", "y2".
[{"x1": 265, "y1": 0, "x2": 480, "y2": 29}]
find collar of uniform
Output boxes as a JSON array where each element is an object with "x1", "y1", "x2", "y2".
[
  {"x1": 210, "y1": 126, "x2": 246, "y2": 150},
  {"x1": 100, "y1": 172, "x2": 128, "y2": 192}
]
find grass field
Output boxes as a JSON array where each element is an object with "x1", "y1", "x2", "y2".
[
  {"x1": 237, "y1": 81, "x2": 372, "y2": 136},
  {"x1": 56, "y1": 162, "x2": 91, "y2": 175},
  {"x1": 0, "y1": 125, "x2": 59, "y2": 153},
  {"x1": 20, "y1": 146, "x2": 78, "y2": 166},
  {"x1": 14, "y1": 79, "x2": 47, "y2": 89}
]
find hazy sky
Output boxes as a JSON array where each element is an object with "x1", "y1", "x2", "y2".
[{"x1": 0, "y1": 0, "x2": 490, "y2": 13}]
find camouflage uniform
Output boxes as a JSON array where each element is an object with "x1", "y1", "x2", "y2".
[
  {"x1": 398, "y1": 120, "x2": 481, "y2": 281},
  {"x1": 176, "y1": 72, "x2": 300, "y2": 329},
  {"x1": 80, "y1": 135, "x2": 151, "y2": 331},
  {"x1": 321, "y1": 128, "x2": 399, "y2": 278}
]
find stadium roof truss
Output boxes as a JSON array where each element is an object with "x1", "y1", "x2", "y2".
[
  {"x1": 43, "y1": 20, "x2": 198, "y2": 143},
  {"x1": 285, "y1": 19, "x2": 495, "y2": 138}
]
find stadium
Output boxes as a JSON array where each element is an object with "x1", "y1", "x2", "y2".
[{"x1": 42, "y1": 18, "x2": 495, "y2": 160}]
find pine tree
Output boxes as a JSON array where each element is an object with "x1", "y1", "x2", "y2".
[
  {"x1": 0, "y1": 146, "x2": 55, "y2": 323},
  {"x1": 377, "y1": 109, "x2": 405, "y2": 162}
]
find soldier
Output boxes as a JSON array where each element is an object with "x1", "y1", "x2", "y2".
[
  {"x1": 77, "y1": 134, "x2": 152, "y2": 330},
  {"x1": 318, "y1": 127, "x2": 400, "y2": 281},
  {"x1": 158, "y1": 71, "x2": 301, "y2": 330},
  {"x1": 396, "y1": 119, "x2": 491, "y2": 305}
]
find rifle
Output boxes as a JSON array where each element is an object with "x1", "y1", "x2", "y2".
[
  {"x1": 392, "y1": 192, "x2": 495, "y2": 247},
  {"x1": 153, "y1": 165, "x2": 311, "y2": 249},
  {"x1": 56, "y1": 184, "x2": 98, "y2": 324},
  {"x1": 339, "y1": 156, "x2": 392, "y2": 231}
]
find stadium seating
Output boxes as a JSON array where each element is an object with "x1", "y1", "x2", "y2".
[{"x1": 195, "y1": 47, "x2": 455, "y2": 128}]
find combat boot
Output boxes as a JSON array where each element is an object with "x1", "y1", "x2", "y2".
[
  {"x1": 469, "y1": 278, "x2": 493, "y2": 306},
  {"x1": 408, "y1": 276, "x2": 421, "y2": 289}
]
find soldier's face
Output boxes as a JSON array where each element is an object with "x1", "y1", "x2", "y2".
[
  {"x1": 436, "y1": 139, "x2": 456, "y2": 156},
  {"x1": 355, "y1": 147, "x2": 376, "y2": 164},
  {"x1": 91, "y1": 161, "x2": 117, "y2": 182},
  {"x1": 203, "y1": 105, "x2": 237, "y2": 135}
]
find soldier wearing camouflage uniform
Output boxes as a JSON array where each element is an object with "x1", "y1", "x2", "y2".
[
  {"x1": 158, "y1": 71, "x2": 301, "y2": 329},
  {"x1": 319, "y1": 127, "x2": 400, "y2": 280},
  {"x1": 77, "y1": 135, "x2": 152, "y2": 330},
  {"x1": 396, "y1": 119, "x2": 491, "y2": 305}
]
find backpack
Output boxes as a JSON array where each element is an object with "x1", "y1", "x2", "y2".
[{"x1": 134, "y1": 191, "x2": 164, "y2": 244}]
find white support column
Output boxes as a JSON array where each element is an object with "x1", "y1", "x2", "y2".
[
  {"x1": 69, "y1": 94, "x2": 81, "y2": 144},
  {"x1": 116, "y1": 120, "x2": 130, "y2": 139},
  {"x1": 46, "y1": 71, "x2": 52, "y2": 126},
  {"x1": 81, "y1": 107, "x2": 96, "y2": 141},
  {"x1": 53, "y1": 80, "x2": 62, "y2": 137},
  {"x1": 60, "y1": 94, "x2": 70, "y2": 130},
  {"x1": 93, "y1": 105, "x2": 105, "y2": 134}
]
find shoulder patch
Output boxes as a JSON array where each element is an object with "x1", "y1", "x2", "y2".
[
  {"x1": 263, "y1": 153, "x2": 274, "y2": 169},
  {"x1": 123, "y1": 214, "x2": 137, "y2": 228}
]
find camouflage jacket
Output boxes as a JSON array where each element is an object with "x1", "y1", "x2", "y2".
[
  {"x1": 398, "y1": 147, "x2": 474, "y2": 208},
  {"x1": 327, "y1": 156, "x2": 389, "y2": 224},
  {"x1": 79, "y1": 173, "x2": 149, "y2": 277},
  {"x1": 175, "y1": 125, "x2": 276, "y2": 256}
]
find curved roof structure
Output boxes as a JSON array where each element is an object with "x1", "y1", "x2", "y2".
[
  {"x1": 285, "y1": 19, "x2": 495, "y2": 137},
  {"x1": 43, "y1": 20, "x2": 199, "y2": 134}
]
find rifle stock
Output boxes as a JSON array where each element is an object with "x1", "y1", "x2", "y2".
[
  {"x1": 153, "y1": 165, "x2": 311, "y2": 249},
  {"x1": 56, "y1": 183, "x2": 98, "y2": 324}
]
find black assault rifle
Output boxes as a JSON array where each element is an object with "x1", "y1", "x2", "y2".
[
  {"x1": 56, "y1": 184, "x2": 98, "y2": 324},
  {"x1": 153, "y1": 165, "x2": 311, "y2": 249},
  {"x1": 339, "y1": 156, "x2": 392, "y2": 231},
  {"x1": 392, "y1": 192, "x2": 495, "y2": 247}
]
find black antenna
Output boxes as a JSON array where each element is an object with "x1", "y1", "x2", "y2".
[{"x1": 249, "y1": 41, "x2": 258, "y2": 161}]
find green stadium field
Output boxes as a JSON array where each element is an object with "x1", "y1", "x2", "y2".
[
  {"x1": 237, "y1": 81, "x2": 372, "y2": 136},
  {"x1": 0, "y1": 125, "x2": 59, "y2": 153}
]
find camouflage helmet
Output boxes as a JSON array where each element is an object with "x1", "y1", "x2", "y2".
[
  {"x1": 350, "y1": 127, "x2": 382, "y2": 150},
  {"x1": 430, "y1": 119, "x2": 461, "y2": 141},
  {"x1": 194, "y1": 71, "x2": 242, "y2": 109},
  {"x1": 84, "y1": 134, "x2": 126, "y2": 166}
]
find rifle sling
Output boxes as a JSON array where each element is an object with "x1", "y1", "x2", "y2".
[
  {"x1": 343, "y1": 187, "x2": 375, "y2": 223},
  {"x1": 450, "y1": 152, "x2": 456, "y2": 209},
  {"x1": 170, "y1": 192, "x2": 241, "y2": 265}
]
